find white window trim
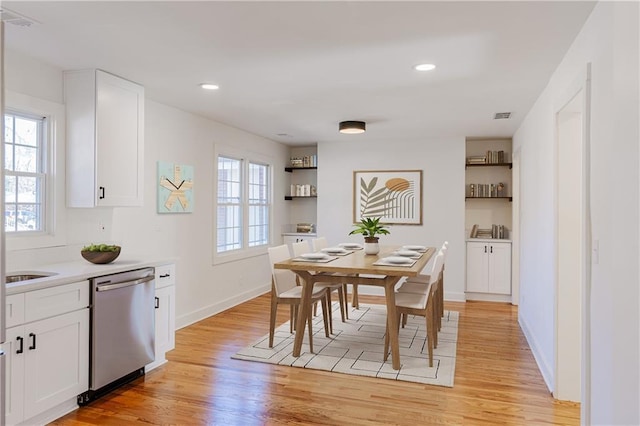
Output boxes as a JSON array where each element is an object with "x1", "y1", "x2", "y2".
[
  {"x1": 5, "y1": 91, "x2": 66, "y2": 250},
  {"x1": 213, "y1": 144, "x2": 273, "y2": 265}
]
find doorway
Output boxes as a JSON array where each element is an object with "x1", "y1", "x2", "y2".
[{"x1": 554, "y1": 65, "x2": 591, "y2": 418}]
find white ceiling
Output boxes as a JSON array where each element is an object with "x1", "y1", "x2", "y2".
[{"x1": 3, "y1": 1, "x2": 596, "y2": 146}]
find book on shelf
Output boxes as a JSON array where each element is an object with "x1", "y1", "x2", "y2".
[{"x1": 466, "y1": 155, "x2": 487, "y2": 164}]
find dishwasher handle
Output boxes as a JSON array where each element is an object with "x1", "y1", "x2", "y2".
[{"x1": 96, "y1": 275, "x2": 154, "y2": 292}]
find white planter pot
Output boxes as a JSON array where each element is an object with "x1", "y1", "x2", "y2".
[{"x1": 364, "y1": 242, "x2": 380, "y2": 255}]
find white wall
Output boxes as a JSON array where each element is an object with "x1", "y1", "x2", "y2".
[
  {"x1": 5, "y1": 49, "x2": 291, "y2": 329},
  {"x1": 514, "y1": 2, "x2": 639, "y2": 424},
  {"x1": 318, "y1": 137, "x2": 466, "y2": 301}
]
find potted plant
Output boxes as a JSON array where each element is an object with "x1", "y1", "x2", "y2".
[{"x1": 349, "y1": 217, "x2": 390, "y2": 255}]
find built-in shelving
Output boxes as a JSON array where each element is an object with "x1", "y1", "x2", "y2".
[
  {"x1": 285, "y1": 166, "x2": 317, "y2": 173},
  {"x1": 284, "y1": 195, "x2": 318, "y2": 201},
  {"x1": 466, "y1": 196, "x2": 513, "y2": 202},
  {"x1": 465, "y1": 163, "x2": 512, "y2": 169}
]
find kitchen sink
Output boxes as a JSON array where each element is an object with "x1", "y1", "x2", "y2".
[{"x1": 5, "y1": 272, "x2": 57, "y2": 283}]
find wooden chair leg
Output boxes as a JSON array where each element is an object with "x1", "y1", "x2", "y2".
[
  {"x1": 426, "y1": 304, "x2": 434, "y2": 367},
  {"x1": 269, "y1": 295, "x2": 278, "y2": 348},
  {"x1": 307, "y1": 308, "x2": 314, "y2": 354},
  {"x1": 320, "y1": 293, "x2": 331, "y2": 337},
  {"x1": 342, "y1": 283, "x2": 349, "y2": 319},
  {"x1": 337, "y1": 286, "x2": 346, "y2": 322},
  {"x1": 352, "y1": 283, "x2": 359, "y2": 309}
]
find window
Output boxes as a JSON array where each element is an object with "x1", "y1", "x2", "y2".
[
  {"x1": 216, "y1": 152, "x2": 271, "y2": 260},
  {"x1": 4, "y1": 91, "x2": 66, "y2": 250},
  {"x1": 4, "y1": 111, "x2": 46, "y2": 233}
]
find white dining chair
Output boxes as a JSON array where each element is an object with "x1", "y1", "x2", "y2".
[
  {"x1": 312, "y1": 237, "x2": 353, "y2": 315},
  {"x1": 397, "y1": 241, "x2": 448, "y2": 331},
  {"x1": 384, "y1": 251, "x2": 444, "y2": 367},
  {"x1": 267, "y1": 245, "x2": 331, "y2": 352},
  {"x1": 291, "y1": 241, "x2": 347, "y2": 327}
]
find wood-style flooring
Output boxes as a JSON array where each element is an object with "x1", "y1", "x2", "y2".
[{"x1": 51, "y1": 294, "x2": 579, "y2": 425}]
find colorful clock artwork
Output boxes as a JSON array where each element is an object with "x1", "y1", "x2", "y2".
[{"x1": 157, "y1": 161, "x2": 194, "y2": 213}]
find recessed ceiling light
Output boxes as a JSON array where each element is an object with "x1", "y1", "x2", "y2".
[
  {"x1": 414, "y1": 63, "x2": 436, "y2": 72},
  {"x1": 200, "y1": 83, "x2": 219, "y2": 90}
]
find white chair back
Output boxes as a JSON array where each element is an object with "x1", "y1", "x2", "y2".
[
  {"x1": 291, "y1": 240, "x2": 310, "y2": 257},
  {"x1": 312, "y1": 237, "x2": 328, "y2": 251},
  {"x1": 428, "y1": 251, "x2": 445, "y2": 285},
  {"x1": 267, "y1": 245, "x2": 297, "y2": 296}
]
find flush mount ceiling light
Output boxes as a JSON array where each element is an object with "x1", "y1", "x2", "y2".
[
  {"x1": 414, "y1": 63, "x2": 436, "y2": 72},
  {"x1": 339, "y1": 121, "x2": 366, "y2": 134},
  {"x1": 199, "y1": 83, "x2": 219, "y2": 90}
]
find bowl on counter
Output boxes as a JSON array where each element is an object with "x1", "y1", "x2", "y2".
[{"x1": 81, "y1": 246, "x2": 121, "y2": 264}]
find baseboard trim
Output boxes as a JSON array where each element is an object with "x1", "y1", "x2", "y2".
[
  {"x1": 176, "y1": 284, "x2": 270, "y2": 330},
  {"x1": 519, "y1": 313, "x2": 554, "y2": 393}
]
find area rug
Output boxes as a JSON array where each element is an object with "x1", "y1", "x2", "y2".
[{"x1": 232, "y1": 303, "x2": 459, "y2": 387}]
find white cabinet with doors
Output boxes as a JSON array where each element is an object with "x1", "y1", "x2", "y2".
[
  {"x1": 146, "y1": 263, "x2": 176, "y2": 371},
  {"x1": 64, "y1": 69, "x2": 144, "y2": 207},
  {"x1": 466, "y1": 240, "x2": 512, "y2": 295},
  {"x1": 4, "y1": 282, "x2": 89, "y2": 426}
]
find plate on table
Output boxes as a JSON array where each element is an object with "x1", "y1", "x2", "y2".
[
  {"x1": 339, "y1": 243, "x2": 362, "y2": 249},
  {"x1": 396, "y1": 250, "x2": 419, "y2": 257},
  {"x1": 383, "y1": 256, "x2": 414, "y2": 264},
  {"x1": 321, "y1": 247, "x2": 347, "y2": 254},
  {"x1": 402, "y1": 245, "x2": 426, "y2": 251},
  {"x1": 300, "y1": 253, "x2": 330, "y2": 260}
]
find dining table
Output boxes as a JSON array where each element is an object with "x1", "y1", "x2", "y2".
[{"x1": 273, "y1": 244, "x2": 436, "y2": 370}]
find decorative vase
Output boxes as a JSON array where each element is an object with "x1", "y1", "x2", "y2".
[{"x1": 364, "y1": 237, "x2": 380, "y2": 255}]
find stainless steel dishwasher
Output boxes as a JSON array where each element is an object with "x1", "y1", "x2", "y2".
[{"x1": 79, "y1": 267, "x2": 155, "y2": 405}]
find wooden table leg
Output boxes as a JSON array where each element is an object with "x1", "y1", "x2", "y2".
[
  {"x1": 293, "y1": 271, "x2": 314, "y2": 357},
  {"x1": 383, "y1": 276, "x2": 402, "y2": 370}
]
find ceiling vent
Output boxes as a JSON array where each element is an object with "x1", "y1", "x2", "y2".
[
  {"x1": 494, "y1": 112, "x2": 512, "y2": 120},
  {"x1": 0, "y1": 8, "x2": 39, "y2": 27}
]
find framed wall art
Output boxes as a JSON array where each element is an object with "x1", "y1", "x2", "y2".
[
  {"x1": 353, "y1": 169, "x2": 422, "y2": 225},
  {"x1": 157, "y1": 161, "x2": 194, "y2": 213}
]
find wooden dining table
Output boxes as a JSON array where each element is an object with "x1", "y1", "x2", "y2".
[{"x1": 274, "y1": 244, "x2": 436, "y2": 370}]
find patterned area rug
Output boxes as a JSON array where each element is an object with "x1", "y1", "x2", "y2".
[{"x1": 232, "y1": 303, "x2": 458, "y2": 387}]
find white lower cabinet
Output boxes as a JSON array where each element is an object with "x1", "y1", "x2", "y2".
[
  {"x1": 147, "y1": 264, "x2": 176, "y2": 371},
  {"x1": 466, "y1": 241, "x2": 512, "y2": 295},
  {"x1": 4, "y1": 282, "x2": 89, "y2": 426}
]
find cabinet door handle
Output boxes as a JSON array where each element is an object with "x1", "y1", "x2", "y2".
[
  {"x1": 484, "y1": 245, "x2": 487, "y2": 253},
  {"x1": 28, "y1": 333, "x2": 36, "y2": 350},
  {"x1": 16, "y1": 336, "x2": 23, "y2": 354},
  {"x1": 490, "y1": 246, "x2": 493, "y2": 254},
  {"x1": 99, "y1": 186, "x2": 105, "y2": 199},
  {"x1": 155, "y1": 296, "x2": 160, "y2": 309},
  {"x1": 159, "y1": 274, "x2": 170, "y2": 278}
]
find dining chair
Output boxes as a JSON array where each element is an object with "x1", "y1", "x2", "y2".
[
  {"x1": 384, "y1": 251, "x2": 445, "y2": 367},
  {"x1": 397, "y1": 241, "x2": 448, "y2": 331},
  {"x1": 291, "y1": 241, "x2": 348, "y2": 328},
  {"x1": 311, "y1": 237, "x2": 350, "y2": 319},
  {"x1": 267, "y1": 245, "x2": 331, "y2": 353}
]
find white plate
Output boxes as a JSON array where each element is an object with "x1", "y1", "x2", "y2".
[
  {"x1": 300, "y1": 253, "x2": 330, "y2": 260},
  {"x1": 339, "y1": 243, "x2": 362, "y2": 249},
  {"x1": 383, "y1": 256, "x2": 413, "y2": 264},
  {"x1": 396, "y1": 250, "x2": 418, "y2": 257},
  {"x1": 321, "y1": 247, "x2": 347, "y2": 254},
  {"x1": 402, "y1": 245, "x2": 426, "y2": 251}
]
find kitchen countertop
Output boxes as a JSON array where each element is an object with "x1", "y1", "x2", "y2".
[{"x1": 6, "y1": 256, "x2": 177, "y2": 295}]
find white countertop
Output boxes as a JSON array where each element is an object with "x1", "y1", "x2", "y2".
[{"x1": 6, "y1": 256, "x2": 176, "y2": 295}]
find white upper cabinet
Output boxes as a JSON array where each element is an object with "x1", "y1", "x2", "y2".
[{"x1": 64, "y1": 69, "x2": 144, "y2": 207}]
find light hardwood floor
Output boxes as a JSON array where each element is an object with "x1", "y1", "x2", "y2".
[{"x1": 51, "y1": 294, "x2": 579, "y2": 425}]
